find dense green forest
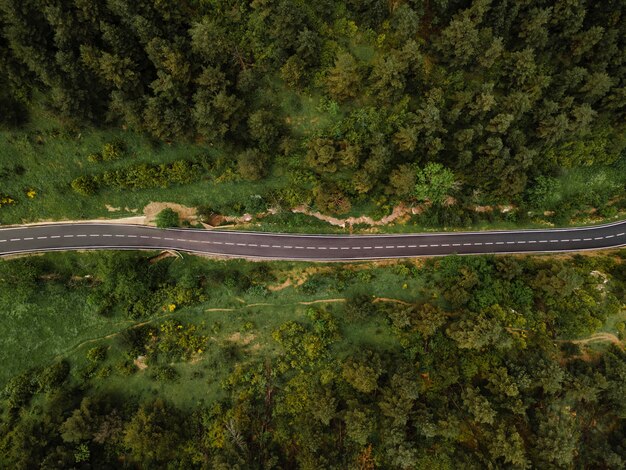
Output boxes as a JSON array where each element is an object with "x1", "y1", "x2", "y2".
[
  {"x1": 1, "y1": 0, "x2": 625, "y2": 219},
  {"x1": 1, "y1": 251, "x2": 625, "y2": 468}
]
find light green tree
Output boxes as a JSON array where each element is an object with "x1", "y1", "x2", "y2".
[{"x1": 414, "y1": 163, "x2": 457, "y2": 204}]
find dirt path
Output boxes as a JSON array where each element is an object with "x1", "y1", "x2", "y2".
[
  {"x1": 373, "y1": 297, "x2": 411, "y2": 305},
  {"x1": 564, "y1": 332, "x2": 623, "y2": 347}
]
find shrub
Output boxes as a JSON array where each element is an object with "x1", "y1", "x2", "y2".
[
  {"x1": 246, "y1": 284, "x2": 268, "y2": 297},
  {"x1": 237, "y1": 148, "x2": 269, "y2": 181},
  {"x1": 95, "y1": 365, "x2": 112, "y2": 378},
  {"x1": 86, "y1": 345, "x2": 107, "y2": 363},
  {"x1": 79, "y1": 362, "x2": 99, "y2": 381},
  {"x1": 115, "y1": 360, "x2": 137, "y2": 376},
  {"x1": 155, "y1": 208, "x2": 180, "y2": 228},
  {"x1": 101, "y1": 141, "x2": 126, "y2": 161},
  {"x1": 71, "y1": 175, "x2": 98, "y2": 195},
  {"x1": 0, "y1": 193, "x2": 17, "y2": 207},
  {"x1": 38, "y1": 360, "x2": 70, "y2": 391},
  {"x1": 153, "y1": 365, "x2": 179, "y2": 382},
  {"x1": 314, "y1": 185, "x2": 351, "y2": 214},
  {"x1": 245, "y1": 194, "x2": 267, "y2": 214}
]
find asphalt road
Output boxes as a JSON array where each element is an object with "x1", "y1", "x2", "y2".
[{"x1": 0, "y1": 220, "x2": 625, "y2": 261}]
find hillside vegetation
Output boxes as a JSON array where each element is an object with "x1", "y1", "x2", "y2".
[
  {"x1": 1, "y1": 251, "x2": 625, "y2": 468},
  {"x1": 0, "y1": 0, "x2": 624, "y2": 225}
]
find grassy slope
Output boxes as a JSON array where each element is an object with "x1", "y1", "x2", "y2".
[
  {"x1": 0, "y1": 252, "x2": 418, "y2": 406},
  {"x1": 0, "y1": 105, "x2": 288, "y2": 224},
  {"x1": 2, "y1": 250, "x2": 625, "y2": 409}
]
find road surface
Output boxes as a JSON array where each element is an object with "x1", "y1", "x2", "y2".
[{"x1": 0, "y1": 220, "x2": 625, "y2": 260}]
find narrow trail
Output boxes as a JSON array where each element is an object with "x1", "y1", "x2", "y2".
[
  {"x1": 57, "y1": 297, "x2": 414, "y2": 357},
  {"x1": 563, "y1": 332, "x2": 623, "y2": 347}
]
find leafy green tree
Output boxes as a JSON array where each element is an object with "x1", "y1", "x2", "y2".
[
  {"x1": 123, "y1": 400, "x2": 183, "y2": 466},
  {"x1": 248, "y1": 109, "x2": 281, "y2": 151},
  {"x1": 414, "y1": 163, "x2": 457, "y2": 205},
  {"x1": 325, "y1": 52, "x2": 360, "y2": 101},
  {"x1": 369, "y1": 53, "x2": 407, "y2": 102},
  {"x1": 237, "y1": 149, "x2": 269, "y2": 181},
  {"x1": 342, "y1": 352, "x2": 382, "y2": 393},
  {"x1": 344, "y1": 407, "x2": 373, "y2": 446},
  {"x1": 488, "y1": 424, "x2": 529, "y2": 468},
  {"x1": 306, "y1": 138, "x2": 338, "y2": 173},
  {"x1": 388, "y1": 164, "x2": 417, "y2": 197},
  {"x1": 314, "y1": 185, "x2": 351, "y2": 215}
]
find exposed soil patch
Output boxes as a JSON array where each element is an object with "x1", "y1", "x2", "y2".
[
  {"x1": 134, "y1": 355, "x2": 148, "y2": 370},
  {"x1": 292, "y1": 203, "x2": 416, "y2": 228},
  {"x1": 143, "y1": 202, "x2": 197, "y2": 225},
  {"x1": 148, "y1": 251, "x2": 177, "y2": 264},
  {"x1": 268, "y1": 279, "x2": 293, "y2": 291},
  {"x1": 228, "y1": 332, "x2": 256, "y2": 345}
]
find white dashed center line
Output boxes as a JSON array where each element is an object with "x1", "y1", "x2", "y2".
[{"x1": 3, "y1": 221, "x2": 626, "y2": 259}]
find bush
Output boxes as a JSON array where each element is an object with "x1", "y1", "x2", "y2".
[
  {"x1": 115, "y1": 360, "x2": 137, "y2": 376},
  {"x1": 3, "y1": 370, "x2": 39, "y2": 408},
  {"x1": 314, "y1": 185, "x2": 351, "y2": 215},
  {"x1": 153, "y1": 365, "x2": 179, "y2": 382},
  {"x1": 344, "y1": 293, "x2": 377, "y2": 321},
  {"x1": 81, "y1": 156, "x2": 210, "y2": 191},
  {"x1": 526, "y1": 176, "x2": 560, "y2": 210},
  {"x1": 246, "y1": 284, "x2": 269, "y2": 297},
  {"x1": 79, "y1": 362, "x2": 99, "y2": 381},
  {"x1": 598, "y1": 204, "x2": 618, "y2": 218},
  {"x1": 86, "y1": 345, "x2": 107, "y2": 363},
  {"x1": 245, "y1": 194, "x2": 267, "y2": 214},
  {"x1": 38, "y1": 360, "x2": 70, "y2": 391},
  {"x1": 155, "y1": 208, "x2": 180, "y2": 228},
  {"x1": 196, "y1": 205, "x2": 217, "y2": 223},
  {"x1": 237, "y1": 149, "x2": 269, "y2": 181},
  {"x1": 0, "y1": 193, "x2": 17, "y2": 207},
  {"x1": 71, "y1": 175, "x2": 98, "y2": 195},
  {"x1": 101, "y1": 141, "x2": 126, "y2": 161}
]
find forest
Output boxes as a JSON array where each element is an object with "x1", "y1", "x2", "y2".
[
  {"x1": 0, "y1": 0, "x2": 624, "y2": 220},
  {"x1": 0, "y1": 250, "x2": 625, "y2": 468},
  {"x1": 1, "y1": 1, "x2": 625, "y2": 468}
]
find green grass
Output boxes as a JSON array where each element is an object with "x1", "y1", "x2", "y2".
[
  {"x1": 0, "y1": 105, "x2": 289, "y2": 224},
  {"x1": 0, "y1": 252, "x2": 423, "y2": 402},
  {"x1": 543, "y1": 162, "x2": 626, "y2": 210}
]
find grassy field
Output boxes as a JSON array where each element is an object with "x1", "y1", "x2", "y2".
[
  {"x1": 0, "y1": 252, "x2": 420, "y2": 407},
  {"x1": 0, "y1": 105, "x2": 291, "y2": 224},
  {"x1": 1, "y1": 249, "x2": 624, "y2": 412}
]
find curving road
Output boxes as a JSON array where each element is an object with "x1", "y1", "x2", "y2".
[{"x1": 0, "y1": 220, "x2": 625, "y2": 260}]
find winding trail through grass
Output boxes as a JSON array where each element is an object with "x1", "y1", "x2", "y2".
[{"x1": 57, "y1": 297, "x2": 413, "y2": 358}]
